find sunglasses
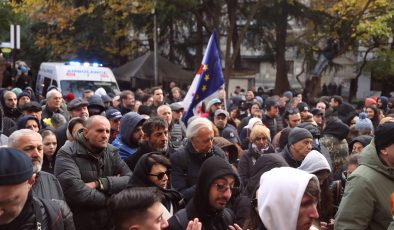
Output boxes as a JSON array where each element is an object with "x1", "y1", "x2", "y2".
[{"x1": 149, "y1": 170, "x2": 171, "y2": 180}]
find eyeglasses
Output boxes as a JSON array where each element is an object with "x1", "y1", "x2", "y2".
[
  {"x1": 149, "y1": 170, "x2": 171, "y2": 180},
  {"x1": 215, "y1": 183, "x2": 237, "y2": 193}
]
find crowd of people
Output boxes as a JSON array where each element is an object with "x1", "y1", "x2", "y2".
[{"x1": 0, "y1": 82, "x2": 393, "y2": 230}]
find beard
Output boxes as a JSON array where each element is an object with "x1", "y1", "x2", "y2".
[
  {"x1": 32, "y1": 157, "x2": 43, "y2": 173},
  {"x1": 154, "y1": 142, "x2": 168, "y2": 153}
]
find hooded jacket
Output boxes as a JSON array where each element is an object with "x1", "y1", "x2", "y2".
[
  {"x1": 320, "y1": 118, "x2": 349, "y2": 178},
  {"x1": 168, "y1": 156, "x2": 240, "y2": 230},
  {"x1": 258, "y1": 167, "x2": 319, "y2": 230},
  {"x1": 378, "y1": 96, "x2": 388, "y2": 113},
  {"x1": 16, "y1": 115, "x2": 40, "y2": 130},
  {"x1": 112, "y1": 112, "x2": 145, "y2": 160},
  {"x1": 129, "y1": 153, "x2": 184, "y2": 214},
  {"x1": 54, "y1": 129, "x2": 131, "y2": 230},
  {"x1": 335, "y1": 141, "x2": 394, "y2": 230},
  {"x1": 298, "y1": 150, "x2": 331, "y2": 174}
]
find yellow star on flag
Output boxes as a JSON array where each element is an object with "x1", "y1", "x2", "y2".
[
  {"x1": 203, "y1": 65, "x2": 208, "y2": 71},
  {"x1": 201, "y1": 85, "x2": 207, "y2": 91},
  {"x1": 204, "y1": 75, "x2": 210, "y2": 81}
]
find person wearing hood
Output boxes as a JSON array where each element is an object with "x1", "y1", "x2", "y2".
[
  {"x1": 349, "y1": 135, "x2": 373, "y2": 155},
  {"x1": 377, "y1": 96, "x2": 388, "y2": 114},
  {"x1": 335, "y1": 122, "x2": 394, "y2": 230},
  {"x1": 112, "y1": 112, "x2": 146, "y2": 160},
  {"x1": 54, "y1": 115, "x2": 132, "y2": 230},
  {"x1": 299, "y1": 150, "x2": 334, "y2": 229},
  {"x1": 320, "y1": 117, "x2": 350, "y2": 179},
  {"x1": 16, "y1": 115, "x2": 40, "y2": 132},
  {"x1": 124, "y1": 117, "x2": 169, "y2": 171},
  {"x1": 168, "y1": 155, "x2": 241, "y2": 230},
  {"x1": 237, "y1": 154, "x2": 288, "y2": 229},
  {"x1": 87, "y1": 94, "x2": 105, "y2": 116},
  {"x1": 257, "y1": 167, "x2": 320, "y2": 230},
  {"x1": 170, "y1": 118, "x2": 226, "y2": 201},
  {"x1": 129, "y1": 152, "x2": 185, "y2": 216}
]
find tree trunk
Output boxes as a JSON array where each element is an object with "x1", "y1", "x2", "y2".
[{"x1": 274, "y1": 2, "x2": 290, "y2": 95}]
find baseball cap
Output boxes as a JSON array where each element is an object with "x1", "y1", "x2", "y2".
[
  {"x1": 207, "y1": 98, "x2": 221, "y2": 109},
  {"x1": 106, "y1": 109, "x2": 122, "y2": 120},
  {"x1": 214, "y1": 109, "x2": 229, "y2": 117},
  {"x1": 297, "y1": 102, "x2": 309, "y2": 112},
  {"x1": 22, "y1": 101, "x2": 42, "y2": 112},
  {"x1": 67, "y1": 98, "x2": 89, "y2": 111}
]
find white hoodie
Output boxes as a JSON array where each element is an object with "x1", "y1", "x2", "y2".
[{"x1": 258, "y1": 167, "x2": 318, "y2": 230}]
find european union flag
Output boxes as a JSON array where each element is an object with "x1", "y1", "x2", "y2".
[{"x1": 182, "y1": 32, "x2": 225, "y2": 123}]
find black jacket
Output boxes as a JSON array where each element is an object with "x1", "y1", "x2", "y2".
[
  {"x1": 32, "y1": 171, "x2": 64, "y2": 201},
  {"x1": 124, "y1": 140, "x2": 167, "y2": 171},
  {"x1": 0, "y1": 192, "x2": 75, "y2": 230},
  {"x1": 129, "y1": 153, "x2": 185, "y2": 214},
  {"x1": 54, "y1": 130, "x2": 131, "y2": 230},
  {"x1": 168, "y1": 156, "x2": 240, "y2": 230},
  {"x1": 279, "y1": 145, "x2": 302, "y2": 168},
  {"x1": 170, "y1": 141, "x2": 226, "y2": 201}
]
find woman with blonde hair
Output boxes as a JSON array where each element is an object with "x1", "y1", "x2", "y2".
[{"x1": 237, "y1": 124, "x2": 274, "y2": 187}]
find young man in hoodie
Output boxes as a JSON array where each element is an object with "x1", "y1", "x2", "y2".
[
  {"x1": 112, "y1": 112, "x2": 145, "y2": 160},
  {"x1": 168, "y1": 156, "x2": 242, "y2": 230},
  {"x1": 335, "y1": 122, "x2": 394, "y2": 230},
  {"x1": 257, "y1": 167, "x2": 320, "y2": 230}
]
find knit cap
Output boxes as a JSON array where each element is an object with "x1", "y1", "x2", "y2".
[
  {"x1": 355, "y1": 112, "x2": 373, "y2": 132},
  {"x1": 374, "y1": 122, "x2": 394, "y2": 152},
  {"x1": 364, "y1": 97, "x2": 376, "y2": 107},
  {"x1": 17, "y1": 92, "x2": 31, "y2": 101},
  {"x1": 283, "y1": 91, "x2": 293, "y2": 100},
  {"x1": 288, "y1": 127, "x2": 313, "y2": 146},
  {"x1": 11, "y1": 87, "x2": 22, "y2": 96},
  {"x1": 0, "y1": 147, "x2": 33, "y2": 185}
]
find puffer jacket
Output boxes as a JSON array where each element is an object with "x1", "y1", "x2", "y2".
[
  {"x1": 335, "y1": 141, "x2": 394, "y2": 230},
  {"x1": 54, "y1": 129, "x2": 132, "y2": 230}
]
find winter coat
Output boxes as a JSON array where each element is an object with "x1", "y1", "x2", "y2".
[
  {"x1": 170, "y1": 141, "x2": 226, "y2": 201},
  {"x1": 237, "y1": 144, "x2": 274, "y2": 187},
  {"x1": 168, "y1": 120, "x2": 187, "y2": 154},
  {"x1": 279, "y1": 145, "x2": 303, "y2": 168},
  {"x1": 54, "y1": 129, "x2": 131, "y2": 230},
  {"x1": 262, "y1": 114, "x2": 283, "y2": 140},
  {"x1": 112, "y1": 112, "x2": 145, "y2": 160},
  {"x1": 129, "y1": 153, "x2": 185, "y2": 215},
  {"x1": 168, "y1": 156, "x2": 240, "y2": 230},
  {"x1": 32, "y1": 171, "x2": 64, "y2": 201},
  {"x1": 0, "y1": 191, "x2": 75, "y2": 230},
  {"x1": 335, "y1": 141, "x2": 394, "y2": 230}
]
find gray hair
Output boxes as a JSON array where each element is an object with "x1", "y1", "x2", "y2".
[
  {"x1": 8, "y1": 129, "x2": 42, "y2": 148},
  {"x1": 3, "y1": 90, "x2": 16, "y2": 99},
  {"x1": 157, "y1": 104, "x2": 171, "y2": 114},
  {"x1": 186, "y1": 117, "x2": 213, "y2": 139},
  {"x1": 51, "y1": 113, "x2": 67, "y2": 129},
  {"x1": 46, "y1": 89, "x2": 61, "y2": 99}
]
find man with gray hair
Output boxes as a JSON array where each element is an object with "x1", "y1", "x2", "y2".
[
  {"x1": 8, "y1": 129, "x2": 65, "y2": 200},
  {"x1": 170, "y1": 117, "x2": 226, "y2": 201},
  {"x1": 42, "y1": 88, "x2": 67, "y2": 120}
]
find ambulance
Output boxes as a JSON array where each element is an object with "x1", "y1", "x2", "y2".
[{"x1": 36, "y1": 62, "x2": 120, "y2": 98}]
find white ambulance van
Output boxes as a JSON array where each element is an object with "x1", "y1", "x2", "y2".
[{"x1": 36, "y1": 62, "x2": 120, "y2": 98}]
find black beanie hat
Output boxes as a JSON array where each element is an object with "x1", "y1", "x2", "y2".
[
  {"x1": 288, "y1": 127, "x2": 313, "y2": 146},
  {"x1": 0, "y1": 147, "x2": 33, "y2": 185},
  {"x1": 17, "y1": 92, "x2": 31, "y2": 101},
  {"x1": 374, "y1": 122, "x2": 394, "y2": 152}
]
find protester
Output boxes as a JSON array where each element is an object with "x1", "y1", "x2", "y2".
[
  {"x1": 40, "y1": 129, "x2": 58, "y2": 174},
  {"x1": 257, "y1": 167, "x2": 320, "y2": 230},
  {"x1": 0, "y1": 147, "x2": 75, "y2": 229},
  {"x1": 335, "y1": 122, "x2": 394, "y2": 229},
  {"x1": 55, "y1": 116, "x2": 132, "y2": 230},
  {"x1": 168, "y1": 156, "x2": 241, "y2": 230},
  {"x1": 8, "y1": 129, "x2": 65, "y2": 200}
]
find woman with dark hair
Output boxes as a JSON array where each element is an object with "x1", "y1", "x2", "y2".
[
  {"x1": 66, "y1": 117, "x2": 84, "y2": 142},
  {"x1": 129, "y1": 152, "x2": 184, "y2": 216},
  {"x1": 40, "y1": 129, "x2": 57, "y2": 173},
  {"x1": 365, "y1": 104, "x2": 381, "y2": 129},
  {"x1": 228, "y1": 106, "x2": 241, "y2": 129}
]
